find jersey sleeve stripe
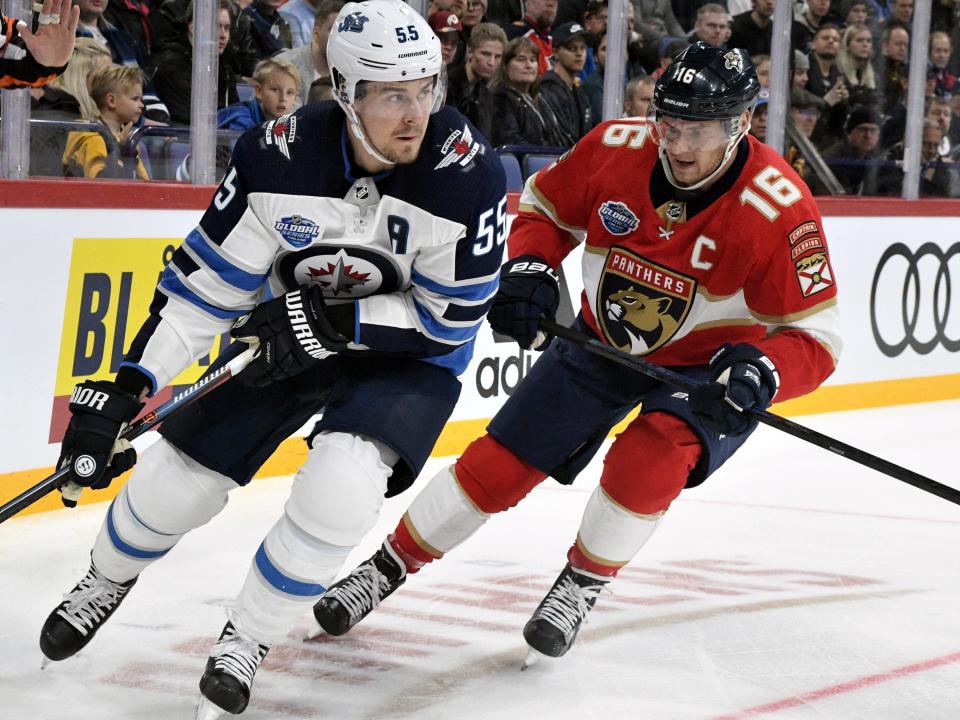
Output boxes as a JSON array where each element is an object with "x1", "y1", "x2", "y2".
[
  {"x1": 118, "y1": 361, "x2": 159, "y2": 397},
  {"x1": 411, "y1": 268, "x2": 499, "y2": 302},
  {"x1": 159, "y1": 269, "x2": 248, "y2": 320},
  {"x1": 185, "y1": 229, "x2": 269, "y2": 291},
  {"x1": 413, "y1": 299, "x2": 483, "y2": 342}
]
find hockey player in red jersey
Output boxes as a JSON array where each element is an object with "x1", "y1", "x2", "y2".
[{"x1": 313, "y1": 42, "x2": 842, "y2": 664}]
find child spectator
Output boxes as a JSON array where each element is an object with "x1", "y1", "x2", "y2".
[
  {"x1": 306, "y1": 76, "x2": 334, "y2": 103},
  {"x1": 63, "y1": 63, "x2": 149, "y2": 179},
  {"x1": 217, "y1": 57, "x2": 301, "y2": 129}
]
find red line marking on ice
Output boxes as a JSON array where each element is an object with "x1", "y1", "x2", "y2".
[
  {"x1": 711, "y1": 651, "x2": 960, "y2": 719},
  {"x1": 682, "y1": 498, "x2": 960, "y2": 525}
]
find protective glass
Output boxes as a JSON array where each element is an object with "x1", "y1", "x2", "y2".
[{"x1": 654, "y1": 115, "x2": 736, "y2": 153}]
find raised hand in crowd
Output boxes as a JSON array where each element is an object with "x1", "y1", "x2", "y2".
[{"x1": 18, "y1": 0, "x2": 80, "y2": 69}]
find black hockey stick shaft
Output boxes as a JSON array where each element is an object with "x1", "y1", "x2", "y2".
[
  {"x1": 0, "y1": 344, "x2": 258, "y2": 524},
  {"x1": 540, "y1": 319, "x2": 960, "y2": 507}
]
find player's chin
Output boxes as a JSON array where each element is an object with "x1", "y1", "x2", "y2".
[{"x1": 387, "y1": 136, "x2": 424, "y2": 163}]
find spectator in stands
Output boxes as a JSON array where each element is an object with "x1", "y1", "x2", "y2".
[
  {"x1": 651, "y1": 38, "x2": 689, "y2": 80},
  {"x1": 488, "y1": 36, "x2": 568, "y2": 146},
  {"x1": 929, "y1": 31, "x2": 957, "y2": 96},
  {"x1": 461, "y1": 0, "x2": 487, "y2": 36},
  {"x1": 884, "y1": 0, "x2": 913, "y2": 29},
  {"x1": 623, "y1": 74, "x2": 654, "y2": 117},
  {"x1": 791, "y1": 87, "x2": 826, "y2": 143},
  {"x1": 752, "y1": 53, "x2": 770, "y2": 86},
  {"x1": 749, "y1": 88, "x2": 768, "y2": 141},
  {"x1": 429, "y1": 0, "x2": 466, "y2": 15},
  {"x1": 244, "y1": 0, "x2": 293, "y2": 59},
  {"x1": 874, "y1": 23, "x2": 909, "y2": 114},
  {"x1": 837, "y1": 22, "x2": 879, "y2": 107},
  {"x1": 306, "y1": 75, "x2": 334, "y2": 103},
  {"x1": 153, "y1": 0, "x2": 238, "y2": 124},
  {"x1": 793, "y1": 0, "x2": 831, "y2": 54},
  {"x1": 74, "y1": 0, "x2": 168, "y2": 122},
  {"x1": 792, "y1": 49, "x2": 811, "y2": 91},
  {"x1": 820, "y1": 104, "x2": 883, "y2": 194},
  {"x1": 729, "y1": 0, "x2": 773, "y2": 57},
  {"x1": 878, "y1": 118, "x2": 955, "y2": 197},
  {"x1": 539, "y1": 22, "x2": 592, "y2": 145},
  {"x1": 46, "y1": 37, "x2": 112, "y2": 121},
  {"x1": 104, "y1": 0, "x2": 152, "y2": 68},
  {"x1": 506, "y1": 0, "x2": 557, "y2": 75},
  {"x1": 635, "y1": 0, "x2": 685, "y2": 48},
  {"x1": 429, "y1": 11, "x2": 464, "y2": 66},
  {"x1": 63, "y1": 63, "x2": 149, "y2": 179},
  {"x1": 485, "y1": 0, "x2": 520, "y2": 28},
  {"x1": 688, "y1": 4, "x2": 729, "y2": 49},
  {"x1": 277, "y1": 0, "x2": 341, "y2": 107},
  {"x1": 217, "y1": 56, "x2": 300, "y2": 129},
  {"x1": 581, "y1": 29, "x2": 604, "y2": 120},
  {"x1": 926, "y1": 94, "x2": 960, "y2": 157},
  {"x1": 280, "y1": 0, "x2": 320, "y2": 48},
  {"x1": 576, "y1": 0, "x2": 605, "y2": 80},
  {"x1": 447, "y1": 22, "x2": 504, "y2": 139},
  {"x1": 807, "y1": 24, "x2": 842, "y2": 96},
  {"x1": 841, "y1": 0, "x2": 868, "y2": 28},
  {"x1": 152, "y1": 0, "x2": 258, "y2": 79}
]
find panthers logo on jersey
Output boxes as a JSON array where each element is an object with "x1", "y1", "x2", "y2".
[{"x1": 597, "y1": 247, "x2": 696, "y2": 355}]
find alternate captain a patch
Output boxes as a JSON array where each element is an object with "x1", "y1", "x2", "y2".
[{"x1": 598, "y1": 247, "x2": 696, "y2": 355}]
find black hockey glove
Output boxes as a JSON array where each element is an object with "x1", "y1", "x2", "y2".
[
  {"x1": 688, "y1": 344, "x2": 780, "y2": 437},
  {"x1": 58, "y1": 380, "x2": 144, "y2": 490},
  {"x1": 487, "y1": 255, "x2": 560, "y2": 350},
  {"x1": 231, "y1": 285, "x2": 351, "y2": 387}
]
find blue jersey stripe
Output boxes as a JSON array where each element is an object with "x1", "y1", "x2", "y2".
[
  {"x1": 185, "y1": 230, "x2": 268, "y2": 291},
  {"x1": 412, "y1": 268, "x2": 499, "y2": 302},
  {"x1": 160, "y1": 268, "x2": 248, "y2": 320},
  {"x1": 414, "y1": 299, "x2": 482, "y2": 342},
  {"x1": 422, "y1": 338, "x2": 475, "y2": 374},
  {"x1": 254, "y1": 544, "x2": 326, "y2": 597}
]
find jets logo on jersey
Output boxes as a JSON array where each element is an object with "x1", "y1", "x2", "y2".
[
  {"x1": 264, "y1": 114, "x2": 297, "y2": 159},
  {"x1": 598, "y1": 201, "x2": 640, "y2": 236},
  {"x1": 597, "y1": 247, "x2": 696, "y2": 355},
  {"x1": 275, "y1": 215, "x2": 320, "y2": 248},
  {"x1": 435, "y1": 124, "x2": 481, "y2": 169},
  {"x1": 795, "y1": 252, "x2": 834, "y2": 297},
  {"x1": 276, "y1": 245, "x2": 402, "y2": 298},
  {"x1": 338, "y1": 12, "x2": 369, "y2": 33}
]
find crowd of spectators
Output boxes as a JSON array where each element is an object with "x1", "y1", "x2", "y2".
[{"x1": 13, "y1": 0, "x2": 960, "y2": 196}]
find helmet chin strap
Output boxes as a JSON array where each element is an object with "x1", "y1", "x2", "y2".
[
  {"x1": 658, "y1": 117, "x2": 752, "y2": 192},
  {"x1": 344, "y1": 105, "x2": 397, "y2": 168}
]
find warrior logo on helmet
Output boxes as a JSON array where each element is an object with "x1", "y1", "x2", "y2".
[{"x1": 338, "y1": 12, "x2": 369, "y2": 33}]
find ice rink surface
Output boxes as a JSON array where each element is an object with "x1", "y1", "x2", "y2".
[{"x1": 2, "y1": 400, "x2": 959, "y2": 720}]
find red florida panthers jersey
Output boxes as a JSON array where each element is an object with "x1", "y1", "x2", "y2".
[{"x1": 511, "y1": 118, "x2": 841, "y2": 403}]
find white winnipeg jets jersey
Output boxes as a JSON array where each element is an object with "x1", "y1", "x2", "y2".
[{"x1": 122, "y1": 103, "x2": 507, "y2": 393}]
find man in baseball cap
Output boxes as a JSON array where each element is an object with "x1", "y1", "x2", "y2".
[{"x1": 429, "y1": 10, "x2": 464, "y2": 65}]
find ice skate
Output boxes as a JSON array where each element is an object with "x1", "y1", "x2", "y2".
[
  {"x1": 197, "y1": 621, "x2": 269, "y2": 716},
  {"x1": 39, "y1": 565, "x2": 137, "y2": 664},
  {"x1": 312, "y1": 542, "x2": 406, "y2": 636},
  {"x1": 522, "y1": 564, "x2": 608, "y2": 659}
]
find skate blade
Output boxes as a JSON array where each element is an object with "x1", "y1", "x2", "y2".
[
  {"x1": 40, "y1": 655, "x2": 52, "y2": 670},
  {"x1": 521, "y1": 647, "x2": 546, "y2": 671},
  {"x1": 195, "y1": 696, "x2": 225, "y2": 720},
  {"x1": 302, "y1": 620, "x2": 326, "y2": 641}
]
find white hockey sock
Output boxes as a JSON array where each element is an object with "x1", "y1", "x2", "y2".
[
  {"x1": 231, "y1": 512, "x2": 352, "y2": 645},
  {"x1": 402, "y1": 464, "x2": 490, "y2": 558},
  {"x1": 91, "y1": 440, "x2": 235, "y2": 582},
  {"x1": 574, "y1": 486, "x2": 664, "y2": 571}
]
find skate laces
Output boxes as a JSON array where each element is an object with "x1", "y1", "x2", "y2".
[
  {"x1": 210, "y1": 623, "x2": 268, "y2": 689},
  {"x1": 59, "y1": 568, "x2": 129, "y2": 636},
  {"x1": 537, "y1": 576, "x2": 605, "y2": 638},
  {"x1": 329, "y1": 559, "x2": 396, "y2": 620}
]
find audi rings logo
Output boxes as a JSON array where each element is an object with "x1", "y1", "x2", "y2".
[{"x1": 870, "y1": 242, "x2": 960, "y2": 357}]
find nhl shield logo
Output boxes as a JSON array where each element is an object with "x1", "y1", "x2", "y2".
[
  {"x1": 598, "y1": 201, "x2": 640, "y2": 236},
  {"x1": 597, "y1": 247, "x2": 696, "y2": 355},
  {"x1": 355, "y1": 183, "x2": 369, "y2": 200},
  {"x1": 666, "y1": 201, "x2": 683, "y2": 222}
]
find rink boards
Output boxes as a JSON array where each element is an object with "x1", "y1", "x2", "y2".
[{"x1": 1, "y1": 180, "x2": 958, "y2": 515}]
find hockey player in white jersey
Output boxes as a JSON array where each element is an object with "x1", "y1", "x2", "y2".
[{"x1": 38, "y1": 2, "x2": 506, "y2": 716}]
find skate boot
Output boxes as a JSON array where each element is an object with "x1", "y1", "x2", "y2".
[
  {"x1": 522, "y1": 564, "x2": 608, "y2": 666},
  {"x1": 197, "y1": 621, "x2": 270, "y2": 717},
  {"x1": 312, "y1": 542, "x2": 406, "y2": 636},
  {"x1": 39, "y1": 564, "x2": 138, "y2": 664}
]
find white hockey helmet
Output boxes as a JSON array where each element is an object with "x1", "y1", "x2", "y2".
[{"x1": 327, "y1": 0, "x2": 445, "y2": 165}]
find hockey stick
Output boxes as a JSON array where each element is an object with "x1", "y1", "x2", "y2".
[
  {"x1": 539, "y1": 318, "x2": 960, "y2": 507},
  {"x1": 0, "y1": 344, "x2": 258, "y2": 525}
]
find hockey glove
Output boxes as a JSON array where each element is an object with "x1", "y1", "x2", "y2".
[
  {"x1": 688, "y1": 344, "x2": 780, "y2": 436},
  {"x1": 231, "y1": 285, "x2": 351, "y2": 387},
  {"x1": 58, "y1": 381, "x2": 144, "y2": 490},
  {"x1": 487, "y1": 255, "x2": 560, "y2": 350}
]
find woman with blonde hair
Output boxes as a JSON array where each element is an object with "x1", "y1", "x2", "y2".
[
  {"x1": 489, "y1": 36, "x2": 569, "y2": 147},
  {"x1": 48, "y1": 37, "x2": 113, "y2": 121},
  {"x1": 836, "y1": 23, "x2": 880, "y2": 108}
]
